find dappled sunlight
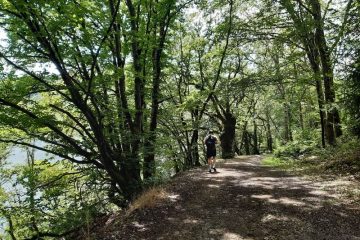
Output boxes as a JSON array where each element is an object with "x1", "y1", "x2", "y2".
[
  {"x1": 309, "y1": 190, "x2": 333, "y2": 196},
  {"x1": 251, "y1": 194, "x2": 272, "y2": 199},
  {"x1": 261, "y1": 214, "x2": 291, "y2": 223},
  {"x1": 239, "y1": 174, "x2": 341, "y2": 208},
  {"x1": 183, "y1": 217, "x2": 200, "y2": 224},
  {"x1": 243, "y1": 176, "x2": 311, "y2": 185},
  {"x1": 269, "y1": 197, "x2": 307, "y2": 207},
  {"x1": 213, "y1": 178, "x2": 225, "y2": 182},
  {"x1": 222, "y1": 161, "x2": 259, "y2": 167},
  {"x1": 240, "y1": 175, "x2": 320, "y2": 192},
  {"x1": 166, "y1": 217, "x2": 176, "y2": 222},
  {"x1": 131, "y1": 221, "x2": 148, "y2": 232},
  {"x1": 211, "y1": 168, "x2": 254, "y2": 179},
  {"x1": 221, "y1": 232, "x2": 253, "y2": 240},
  {"x1": 174, "y1": 205, "x2": 186, "y2": 211},
  {"x1": 251, "y1": 194, "x2": 307, "y2": 207},
  {"x1": 209, "y1": 228, "x2": 225, "y2": 235},
  {"x1": 207, "y1": 228, "x2": 252, "y2": 240},
  {"x1": 167, "y1": 193, "x2": 181, "y2": 202},
  {"x1": 110, "y1": 157, "x2": 360, "y2": 240},
  {"x1": 238, "y1": 177, "x2": 279, "y2": 190},
  {"x1": 191, "y1": 158, "x2": 345, "y2": 211}
]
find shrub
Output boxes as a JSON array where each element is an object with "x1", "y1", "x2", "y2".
[
  {"x1": 323, "y1": 138, "x2": 360, "y2": 175},
  {"x1": 274, "y1": 140, "x2": 318, "y2": 158}
]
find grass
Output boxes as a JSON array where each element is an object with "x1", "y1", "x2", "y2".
[
  {"x1": 127, "y1": 187, "x2": 168, "y2": 215},
  {"x1": 262, "y1": 139, "x2": 360, "y2": 203},
  {"x1": 262, "y1": 155, "x2": 296, "y2": 170},
  {"x1": 263, "y1": 138, "x2": 360, "y2": 176}
]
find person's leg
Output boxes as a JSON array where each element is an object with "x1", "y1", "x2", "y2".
[
  {"x1": 212, "y1": 157, "x2": 217, "y2": 171},
  {"x1": 208, "y1": 157, "x2": 212, "y2": 172}
]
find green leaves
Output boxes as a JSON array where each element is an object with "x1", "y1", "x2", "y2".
[{"x1": 0, "y1": 154, "x2": 106, "y2": 239}]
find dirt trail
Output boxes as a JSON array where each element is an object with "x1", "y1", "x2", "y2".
[{"x1": 102, "y1": 156, "x2": 360, "y2": 240}]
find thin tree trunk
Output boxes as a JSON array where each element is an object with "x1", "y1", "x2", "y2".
[
  {"x1": 266, "y1": 108, "x2": 273, "y2": 152},
  {"x1": 299, "y1": 101, "x2": 305, "y2": 130},
  {"x1": 253, "y1": 118, "x2": 260, "y2": 154},
  {"x1": 288, "y1": 103, "x2": 293, "y2": 141},
  {"x1": 143, "y1": 2, "x2": 174, "y2": 179},
  {"x1": 305, "y1": 41, "x2": 327, "y2": 148},
  {"x1": 273, "y1": 45, "x2": 292, "y2": 143},
  {"x1": 280, "y1": 0, "x2": 327, "y2": 147},
  {"x1": 284, "y1": 102, "x2": 291, "y2": 142},
  {"x1": 311, "y1": 0, "x2": 342, "y2": 144},
  {"x1": 27, "y1": 149, "x2": 39, "y2": 236},
  {"x1": 294, "y1": 63, "x2": 305, "y2": 131},
  {"x1": 244, "y1": 130, "x2": 250, "y2": 155}
]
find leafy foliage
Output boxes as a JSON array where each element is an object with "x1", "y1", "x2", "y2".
[
  {"x1": 343, "y1": 50, "x2": 360, "y2": 137},
  {"x1": 0, "y1": 156, "x2": 108, "y2": 239},
  {"x1": 0, "y1": 0, "x2": 359, "y2": 237}
]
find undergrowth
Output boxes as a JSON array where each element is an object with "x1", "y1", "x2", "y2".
[
  {"x1": 263, "y1": 137, "x2": 360, "y2": 203},
  {"x1": 263, "y1": 137, "x2": 360, "y2": 178},
  {"x1": 127, "y1": 187, "x2": 167, "y2": 215}
]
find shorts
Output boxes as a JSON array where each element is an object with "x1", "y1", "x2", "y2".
[{"x1": 206, "y1": 148, "x2": 216, "y2": 158}]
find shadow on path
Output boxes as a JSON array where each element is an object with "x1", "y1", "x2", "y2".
[{"x1": 109, "y1": 156, "x2": 360, "y2": 240}]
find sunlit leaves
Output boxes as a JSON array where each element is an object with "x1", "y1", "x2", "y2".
[{"x1": 0, "y1": 157, "x2": 106, "y2": 239}]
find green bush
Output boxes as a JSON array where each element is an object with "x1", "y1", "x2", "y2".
[
  {"x1": 274, "y1": 140, "x2": 318, "y2": 158},
  {"x1": 262, "y1": 155, "x2": 297, "y2": 170},
  {"x1": 343, "y1": 49, "x2": 360, "y2": 137},
  {"x1": 323, "y1": 138, "x2": 360, "y2": 175}
]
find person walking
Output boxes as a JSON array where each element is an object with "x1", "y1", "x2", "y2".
[{"x1": 204, "y1": 131, "x2": 219, "y2": 173}]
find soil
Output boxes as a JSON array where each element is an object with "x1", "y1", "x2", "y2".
[{"x1": 92, "y1": 156, "x2": 360, "y2": 240}]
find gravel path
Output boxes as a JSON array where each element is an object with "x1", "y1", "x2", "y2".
[{"x1": 101, "y1": 156, "x2": 360, "y2": 240}]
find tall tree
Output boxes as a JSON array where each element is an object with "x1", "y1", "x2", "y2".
[
  {"x1": 0, "y1": 0, "x2": 183, "y2": 205},
  {"x1": 277, "y1": 0, "x2": 352, "y2": 145}
]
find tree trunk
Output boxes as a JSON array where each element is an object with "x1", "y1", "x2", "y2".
[
  {"x1": 266, "y1": 109, "x2": 273, "y2": 152},
  {"x1": 26, "y1": 148, "x2": 40, "y2": 236},
  {"x1": 119, "y1": 151, "x2": 142, "y2": 201},
  {"x1": 220, "y1": 111, "x2": 236, "y2": 159},
  {"x1": 314, "y1": 66, "x2": 327, "y2": 148},
  {"x1": 311, "y1": 0, "x2": 341, "y2": 145},
  {"x1": 299, "y1": 101, "x2": 305, "y2": 130},
  {"x1": 284, "y1": 102, "x2": 292, "y2": 142},
  {"x1": 334, "y1": 111, "x2": 343, "y2": 137},
  {"x1": 190, "y1": 129, "x2": 200, "y2": 166},
  {"x1": 280, "y1": 0, "x2": 327, "y2": 147},
  {"x1": 143, "y1": 3, "x2": 174, "y2": 179},
  {"x1": 294, "y1": 63, "x2": 305, "y2": 131},
  {"x1": 304, "y1": 39, "x2": 327, "y2": 148},
  {"x1": 243, "y1": 130, "x2": 251, "y2": 155},
  {"x1": 234, "y1": 139, "x2": 241, "y2": 155},
  {"x1": 273, "y1": 45, "x2": 292, "y2": 143},
  {"x1": 253, "y1": 118, "x2": 260, "y2": 154}
]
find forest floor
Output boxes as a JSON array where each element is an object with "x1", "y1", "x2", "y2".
[{"x1": 85, "y1": 156, "x2": 360, "y2": 240}]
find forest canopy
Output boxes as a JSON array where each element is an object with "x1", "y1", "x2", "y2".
[{"x1": 0, "y1": 0, "x2": 359, "y2": 238}]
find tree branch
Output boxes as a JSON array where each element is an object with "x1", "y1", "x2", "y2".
[
  {"x1": 0, "y1": 138, "x2": 92, "y2": 165},
  {"x1": 49, "y1": 104, "x2": 96, "y2": 143},
  {"x1": 0, "y1": 53, "x2": 72, "y2": 102},
  {"x1": 0, "y1": 98, "x2": 92, "y2": 158},
  {"x1": 199, "y1": 0, "x2": 234, "y2": 118}
]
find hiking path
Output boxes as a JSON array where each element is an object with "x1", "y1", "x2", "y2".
[{"x1": 98, "y1": 156, "x2": 360, "y2": 240}]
